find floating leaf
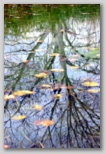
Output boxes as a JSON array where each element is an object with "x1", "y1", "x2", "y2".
[
  {"x1": 72, "y1": 54, "x2": 80, "y2": 58},
  {"x1": 33, "y1": 104, "x2": 43, "y2": 110},
  {"x1": 50, "y1": 53, "x2": 60, "y2": 57},
  {"x1": 50, "y1": 69, "x2": 64, "y2": 72},
  {"x1": 68, "y1": 58, "x2": 78, "y2": 62},
  {"x1": 89, "y1": 47, "x2": 99, "y2": 50},
  {"x1": 4, "y1": 94, "x2": 16, "y2": 100},
  {"x1": 22, "y1": 60, "x2": 30, "y2": 63},
  {"x1": 34, "y1": 73, "x2": 48, "y2": 78},
  {"x1": 96, "y1": 54, "x2": 100, "y2": 57},
  {"x1": 36, "y1": 40, "x2": 43, "y2": 43},
  {"x1": 13, "y1": 90, "x2": 35, "y2": 96},
  {"x1": 53, "y1": 85, "x2": 74, "y2": 90},
  {"x1": 41, "y1": 120, "x2": 55, "y2": 126},
  {"x1": 4, "y1": 144, "x2": 10, "y2": 149},
  {"x1": 87, "y1": 88, "x2": 100, "y2": 93},
  {"x1": 82, "y1": 81, "x2": 99, "y2": 87},
  {"x1": 34, "y1": 120, "x2": 55, "y2": 127},
  {"x1": 35, "y1": 49, "x2": 47, "y2": 52},
  {"x1": 41, "y1": 84, "x2": 52, "y2": 88},
  {"x1": 54, "y1": 94, "x2": 63, "y2": 99},
  {"x1": 34, "y1": 120, "x2": 43, "y2": 126},
  {"x1": 12, "y1": 115, "x2": 26, "y2": 120},
  {"x1": 69, "y1": 66, "x2": 79, "y2": 69},
  {"x1": 60, "y1": 29, "x2": 64, "y2": 32}
]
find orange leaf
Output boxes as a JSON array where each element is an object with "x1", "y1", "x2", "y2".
[
  {"x1": 34, "y1": 120, "x2": 44, "y2": 126},
  {"x1": 4, "y1": 144, "x2": 10, "y2": 149},
  {"x1": 34, "y1": 120, "x2": 55, "y2": 126},
  {"x1": 41, "y1": 120, "x2": 55, "y2": 126}
]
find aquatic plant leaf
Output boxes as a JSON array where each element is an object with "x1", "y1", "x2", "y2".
[
  {"x1": 12, "y1": 115, "x2": 26, "y2": 120},
  {"x1": 34, "y1": 73, "x2": 48, "y2": 78},
  {"x1": 82, "y1": 81, "x2": 99, "y2": 87},
  {"x1": 50, "y1": 68, "x2": 64, "y2": 72},
  {"x1": 4, "y1": 94, "x2": 16, "y2": 100},
  {"x1": 87, "y1": 88, "x2": 100, "y2": 93},
  {"x1": 33, "y1": 104, "x2": 43, "y2": 110},
  {"x1": 13, "y1": 90, "x2": 35, "y2": 96}
]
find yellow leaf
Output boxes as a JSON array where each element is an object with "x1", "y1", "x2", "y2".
[
  {"x1": 68, "y1": 66, "x2": 79, "y2": 69},
  {"x1": 35, "y1": 49, "x2": 47, "y2": 52},
  {"x1": 33, "y1": 104, "x2": 43, "y2": 110},
  {"x1": 60, "y1": 29, "x2": 64, "y2": 32},
  {"x1": 4, "y1": 94, "x2": 16, "y2": 100},
  {"x1": 41, "y1": 84, "x2": 52, "y2": 88},
  {"x1": 50, "y1": 53, "x2": 60, "y2": 57},
  {"x1": 82, "y1": 81, "x2": 99, "y2": 87},
  {"x1": 50, "y1": 69, "x2": 64, "y2": 72},
  {"x1": 54, "y1": 94, "x2": 63, "y2": 99},
  {"x1": 96, "y1": 54, "x2": 100, "y2": 57},
  {"x1": 12, "y1": 115, "x2": 26, "y2": 120},
  {"x1": 13, "y1": 90, "x2": 35, "y2": 96},
  {"x1": 87, "y1": 89, "x2": 100, "y2": 93},
  {"x1": 34, "y1": 73, "x2": 48, "y2": 78},
  {"x1": 89, "y1": 47, "x2": 99, "y2": 50},
  {"x1": 22, "y1": 60, "x2": 30, "y2": 63},
  {"x1": 36, "y1": 40, "x2": 43, "y2": 43}
]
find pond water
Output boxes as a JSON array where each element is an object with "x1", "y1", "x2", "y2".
[{"x1": 4, "y1": 4, "x2": 100, "y2": 148}]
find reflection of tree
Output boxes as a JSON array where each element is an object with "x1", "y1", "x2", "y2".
[{"x1": 4, "y1": 16, "x2": 100, "y2": 148}]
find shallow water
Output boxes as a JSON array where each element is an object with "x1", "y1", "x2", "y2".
[{"x1": 4, "y1": 4, "x2": 100, "y2": 148}]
